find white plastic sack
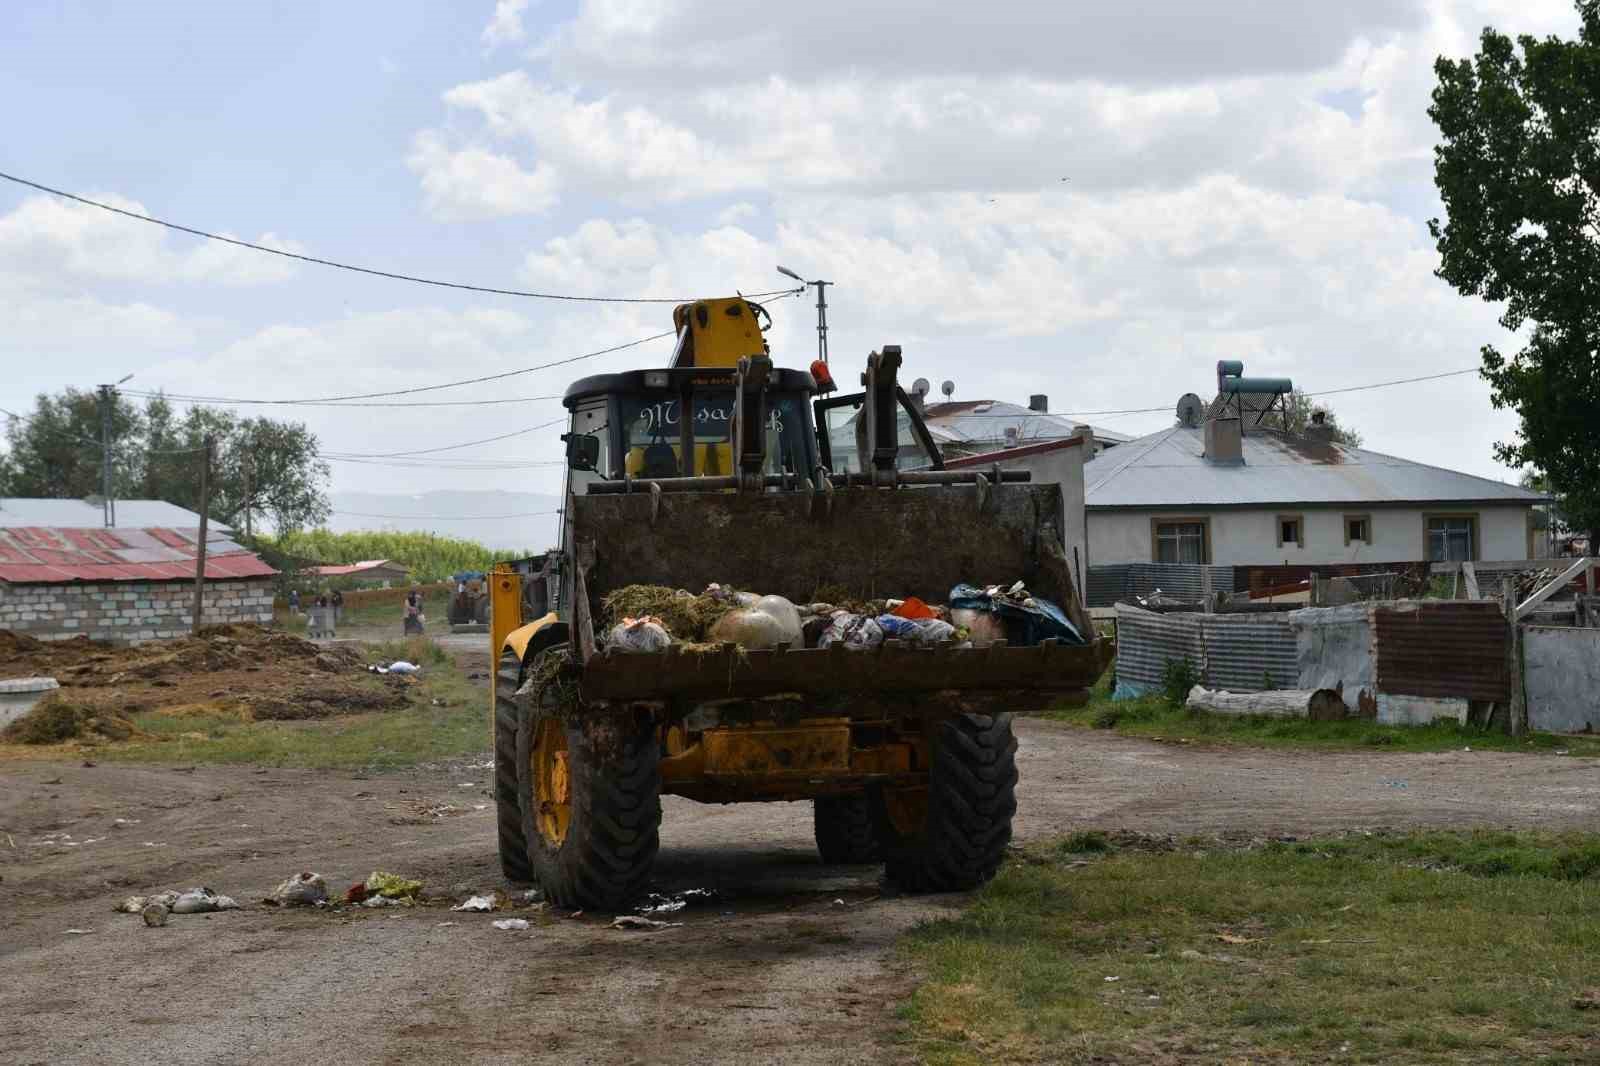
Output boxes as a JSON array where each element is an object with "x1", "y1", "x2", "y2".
[
  {"x1": 387, "y1": 661, "x2": 420, "y2": 675},
  {"x1": 817, "y1": 612, "x2": 884, "y2": 650}
]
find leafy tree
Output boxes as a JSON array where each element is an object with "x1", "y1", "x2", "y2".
[
  {"x1": 1282, "y1": 389, "x2": 1362, "y2": 447},
  {"x1": 0, "y1": 388, "x2": 144, "y2": 500},
  {"x1": 0, "y1": 389, "x2": 330, "y2": 533},
  {"x1": 1429, "y1": 1, "x2": 1600, "y2": 552}
]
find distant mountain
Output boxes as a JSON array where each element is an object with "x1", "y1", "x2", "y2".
[{"x1": 324, "y1": 490, "x2": 561, "y2": 552}]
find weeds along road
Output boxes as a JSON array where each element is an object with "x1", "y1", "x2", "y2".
[{"x1": 3, "y1": 718, "x2": 1598, "y2": 1066}]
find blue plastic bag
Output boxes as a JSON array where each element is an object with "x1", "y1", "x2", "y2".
[{"x1": 949, "y1": 583, "x2": 1084, "y2": 646}]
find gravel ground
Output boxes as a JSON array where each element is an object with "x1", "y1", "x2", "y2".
[{"x1": 3, "y1": 719, "x2": 1597, "y2": 1065}]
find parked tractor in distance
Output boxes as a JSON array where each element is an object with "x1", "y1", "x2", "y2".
[{"x1": 487, "y1": 296, "x2": 1110, "y2": 910}]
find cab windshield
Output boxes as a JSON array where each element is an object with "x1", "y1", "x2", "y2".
[{"x1": 619, "y1": 391, "x2": 811, "y2": 478}]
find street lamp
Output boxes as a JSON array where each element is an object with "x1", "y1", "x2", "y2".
[{"x1": 776, "y1": 265, "x2": 832, "y2": 367}]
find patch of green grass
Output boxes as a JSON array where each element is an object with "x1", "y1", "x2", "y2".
[
  {"x1": 901, "y1": 830, "x2": 1600, "y2": 1064},
  {"x1": 1050, "y1": 673, "x2": 1600, "y2": 756},
  {"x1": 100, "y1": 647, "x2": 487, "y2": 770}
]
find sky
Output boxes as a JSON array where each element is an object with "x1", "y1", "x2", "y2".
[{"x1": 0, "y1": 0, "x2": 1585, "y2": 526}]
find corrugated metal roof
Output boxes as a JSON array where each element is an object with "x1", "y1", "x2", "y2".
[
  {"x1": 1085, "y1": 425, "x2": 1543, "y2": 508},
  {"x1": 922, "y1": 400, "x2": 1133, "y2": 447},
  {"x1": 0, "y1": 526, "x2": 275, "y2": 584},
  {"x1": 0, "y1": 498, "x2": 230, "y2": 531}
]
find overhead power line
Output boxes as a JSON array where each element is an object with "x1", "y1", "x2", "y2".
[
  {"x1": 0, "y1": 168, "x2": 801, "y2": 306},
  {"x1": 934, "y1": 367, "x2": 1483, "y2": 421},
  {"x1": 124, "y1": 390, "x2": 566, "y2": 409},
  {"x1": 322, "y1": 417, "x2": 566, "y2": 459}
]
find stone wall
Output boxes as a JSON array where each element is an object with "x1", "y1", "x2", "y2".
[{"x1": 0, "y1": 579, "x2": 275, "y2": 643}]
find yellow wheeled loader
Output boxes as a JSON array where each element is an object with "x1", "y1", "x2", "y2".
[{"x1": 488, "y1": 296, "x2": 1110, "y2": 910}]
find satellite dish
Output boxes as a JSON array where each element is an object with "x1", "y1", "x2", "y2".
[
  {"x1": 911, "y1": 377, "x2": 930, "y2": 398},
  {"x1": 1176, "y1": 393, "x2": 1204, "y2": 428},
  {"x1": 940, "y1": 380, "x2": 955, "y2": 399}
]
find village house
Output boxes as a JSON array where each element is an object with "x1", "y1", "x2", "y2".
[{"x1": 0, "y1": 498, "x2": 276, "y2": 643}]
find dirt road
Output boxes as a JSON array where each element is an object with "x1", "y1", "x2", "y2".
[{"x1": 4, "y1": 724, "x2": 1597, "y2": 1066}]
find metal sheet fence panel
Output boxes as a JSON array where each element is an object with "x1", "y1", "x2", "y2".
[
  {"x1": 1114, "y1": 604, "x2": 1204, "y2": 690},
  {"x1": 1371, "y1": 601, "x2": 1508, "y2": 701},
  {"x1": 1198, "y1": 613, "x2": 1299, "y2": 692},
  {"x1": 1114, "y1": 604, "x2": 1295, "y2": 693},
  {"x1": 1089, "y1": 564, "x2": 1241, "y2": 607}
]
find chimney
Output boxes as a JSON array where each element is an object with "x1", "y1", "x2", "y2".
[
  {"x1": 1003, "y1": 426, "x2": 1020, "y2": 449},
  {"x1": 1302, "y1": 409, "x2": 1336, "y2": 442},
  {"x1": 1204, "y1": 416, "x2": 1244, "y2": 465},
  {"x1": 1072, "y1": 422, "x2": 1095, "y2": 454},
  {"x1": 1028, "y1": 394, "x2": 1048, "y2": 413}
]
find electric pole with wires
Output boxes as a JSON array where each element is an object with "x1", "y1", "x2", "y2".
[
  {"x1": 192, "y1": 434, "x2": 215, "y2": 634},
  {"x1": 96, "y1": 373, "x2": 134, "y2": 527}
]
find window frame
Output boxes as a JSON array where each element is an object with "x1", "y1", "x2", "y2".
[
  {"x1": 1424, "y1": 512, "x2": 1479, "y2": 563},
  {"x1": 1343, "y1": 513, "x2": 1372, "y2": 546},
  {"x1": 1150, "y1": 516, "x2": 1211, "y2": 565},
  {"x1": 1276, "y1": 513, "x2": 1305, "y2": 549}
]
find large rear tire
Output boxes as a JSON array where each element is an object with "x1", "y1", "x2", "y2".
[
  {"x1": 517, "y1": 646, "x2": 661, "y2": 911},
  {"x1": 494, "y1": 648, "x2": 533, "y2": 882},
  {"x1": 813, "y1": 795, "x2": 882, "y2": 864},
  {"x1": 875, "y1": 713, "x2": 1018, "y2": 892}
]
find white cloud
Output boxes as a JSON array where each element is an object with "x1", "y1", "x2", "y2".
[
  {"x1": 0, "y1": 194, "x2": 302, "y2": 288},
  {"x1": 482, "y1": 0, "x2": 532, "y2": 48},
  {"x1": 407, "y1": 130, "x2": 559, "y2": 220},
  {"x1": 540, "y1": 0, "x2": 1424, "y2": 88}
]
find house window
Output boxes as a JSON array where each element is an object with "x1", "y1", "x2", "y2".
[
  {"x1": 1426, "y1": 515, "x2": 1477, "y2": 562},
  {"x1": 1276, "y1": 514, "x2": 1304, "y2": 549},
  {"x1": 1344, "y1": 514, "x2": 1371, "y2": 545},
  {"x1": 1153, "y1": 519, "x2": 1208, "y2": 564}
]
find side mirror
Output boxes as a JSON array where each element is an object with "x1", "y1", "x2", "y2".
[{"x1": 562, "y1": 431, "x2": 601, "y2": 472}]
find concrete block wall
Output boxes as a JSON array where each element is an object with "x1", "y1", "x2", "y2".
[{"x1": 0, "y1": 579, "x2": 275, "y2": 644}]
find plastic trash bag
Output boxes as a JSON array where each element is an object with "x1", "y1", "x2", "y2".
[
  {"x1": 708, "y1": 594, "x2": 803, "y2": 649},
  {"x1": 876, "y1": 615, "x2": 957, "y2": 645},
  {"x1": 270, "y1": 871, "x2": 329, "y2": 906},
  {"x1": 949, "y1": 583, "x2": 1084, "y2": 645},
  {"x1": 817, "y1": 612, "x2": 884, "y2": 650}
]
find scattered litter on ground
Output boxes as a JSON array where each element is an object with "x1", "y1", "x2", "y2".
[
  {"x1": 117, "y1": 887, "x2": 237, "y2": 920},
  {"x1": 637, "y1": 888, "x2": 718, "y2": 915},
  {"x1": 492, "y1": 918, "x2": 530, "y2": 931},
  {"x1": 171, "y1": 888, "x2": 240, "y2": 913},
  {"x1": 362, "y1": 895, "x2": 412, "y2": 908},
  {"x1": 267, "y1": 871, "x2": 328, "y2": 907},
  {"x1": 436, "y1": 921, "x2": 457, "y2": 928},
  {"x1": 453, "y1": 894, "x2": 499, "y2": 913},
  {"x1": 65, "y1": 928, "x2": 93, "y2": 935},
  {"x1": 1215, "y1": 932, "x2": 1260, "y2": 945},
  {"x1": 521, "y1": 888, "x2": 544, "y2": 904},
  {"x1": 1104, "y1": 976, "x2": 1121, "y2": 983},
  {"x1": 385, "y1": 661, "x2": 420, "y2": 675},
  {"x1": 611, "y1": 915, "x2": 683, "y2": 931},
  {"x1": 365, "y1": 871, "x2": 423, "y2": 899}
]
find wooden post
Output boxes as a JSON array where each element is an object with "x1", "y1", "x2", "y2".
[
  {"x1": 1502, "y1": 581, "x2": 1526, "y2": 736},
  {"x1": 1201, "y1": 567, "x2": 1214, "y2": 613},
  {"x1": 191, "y1": 435, "x2": 215, "y2": 635},
  {"x1": 1462, "y1": 561, "x2": 1480, "y2": 600}
]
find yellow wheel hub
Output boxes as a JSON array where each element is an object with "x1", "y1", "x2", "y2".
[{"x1": 532, "y1": 718, "x2": 572, "y2": 846}]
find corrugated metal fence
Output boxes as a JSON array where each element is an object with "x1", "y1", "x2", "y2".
[
  {"x1": 1088, "y1": 564, "x2": 1242, "y2": 607},
  {"x1": 1115, "y1": 604, "x2": 1298, "y2": 694}
]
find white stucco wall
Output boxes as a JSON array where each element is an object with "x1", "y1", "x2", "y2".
[{"x1": 1088, "y1": 505, "x2": 1533, "y2": 566}]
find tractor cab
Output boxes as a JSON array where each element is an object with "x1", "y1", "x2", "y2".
[{"x1": 559, "y1": 363, "x2": 944, "y2": 490}]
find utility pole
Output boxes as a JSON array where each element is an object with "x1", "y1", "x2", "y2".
[
  {"x1": 776, "y1": 266, "x2": 832, "y2": 365},
  {"x1": 96, "y1": 373, "x2": 134, "y2": 527},
  {"x1": 242, "y1": 450, "x2": 254, "y2": 540},
  {"x1": 191, "y1": 435, "x2": 215, "y2": 635}
]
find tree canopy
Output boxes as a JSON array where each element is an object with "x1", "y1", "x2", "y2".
[
  {"x1": 1283, "y1": 389, "x2": 1362, "y2": 448},
  {"x1": 0, "y1": 390, "x2": 331, "y2": 533},
  {"x1": 1429, "y1": 0, "x2": 1600, "y2": 546}
]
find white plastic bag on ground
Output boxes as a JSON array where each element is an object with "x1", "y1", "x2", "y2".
[
  {"x1": 170, "y1": 888, "x2": 240, "y2": 914},
  {"x1": 387, "y1": 661, "x2": 420, "y2": 675},
  {"x1": 269, "y1": 871, "x2": 328, "y2": 906},
  {"x1": 492, "y1": 918, "x2": 530, "y2": 931}
]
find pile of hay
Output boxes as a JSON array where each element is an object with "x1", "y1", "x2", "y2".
[
  {"x1": 600, "y1": 585, "x2": 737, "y2": 642},
  {"x1": 1, "y1": 695, "x2": 148, "y2": 745}
]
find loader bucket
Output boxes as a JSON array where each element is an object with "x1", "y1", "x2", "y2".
[{"x1": 566, "y1": 481, "x2": 1106, "y2": 702}]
